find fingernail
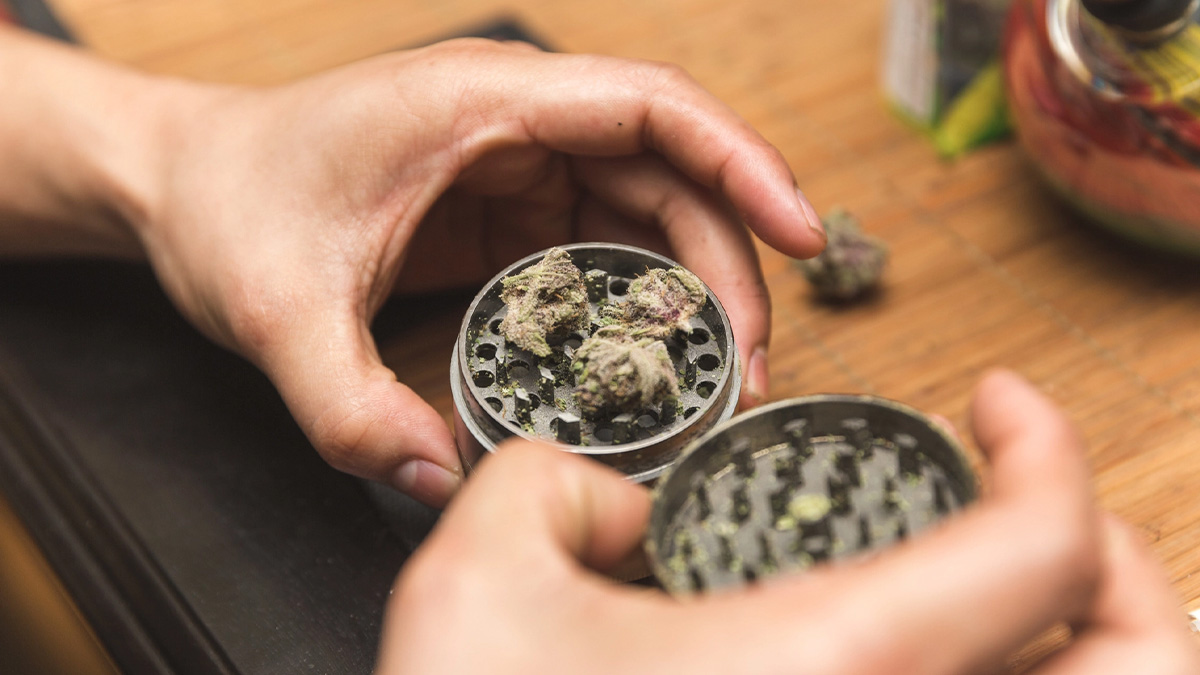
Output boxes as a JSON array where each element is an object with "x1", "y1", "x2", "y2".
[
  {"x1": 747, "y1": 346, "x2": 769, "y2": 405},
  {"x1": 796, "y1": 186, "x2": 825, "y2": 241},
  {"x1": 395, "y1": 459, "x2": 461, "y2": 507}
]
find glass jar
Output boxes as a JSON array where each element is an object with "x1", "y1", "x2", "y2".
[{"x1": 1004, "y1": 0, "x2": 1200, "y2": 253}]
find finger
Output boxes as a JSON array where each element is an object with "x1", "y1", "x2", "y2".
[
  {"x1": 1030, "y1": 514, "x2": 1200, "y2": 675},
  {"x1": 513, "y1": 53, "x2": 826, "y2": 258},
  {"x1": 575, "y1": 193, "x2": 674, "y2": 259},
  {"x1": 256, "y1": 304, "x2": 462, "y2": 508},
  {"x1": 572, "y1": 154, "x2": 773, "y2": 407},
  {"x1": 378, "y1": 442, "x2": 655, "y2": 674},
  {"x1": 675, "y1": 370, "x2": 1102, "y2": 675},
  {"x1": 454, "y1": 143, "x2": 557, "y2": 196},
  {"x1": 398, "y1": 41, "x2": 825, "y2": 258},
  {"x1": 825, "y1": 370, "x2": 1100, "y2": 671},
  {"x1": 467, "y1": 150, "x2": 579, "y2": 268},
  {"x1": 970, "y1": 370, "x2": 1093, "y2": 512},
  {"x1": 434, "y1": 439, "x2": 651, "y2": 576}
]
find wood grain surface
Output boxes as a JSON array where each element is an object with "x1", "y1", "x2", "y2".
[{"x1": 46, "y1": 0, "x2": 1200, "y2": 668}]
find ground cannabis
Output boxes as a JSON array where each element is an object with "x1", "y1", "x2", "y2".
[
  {"x1": 601, "y1": 266, "x2": 707, "y2": 339},
  {"x1": 499, "y1": 247, "x2": 590, "y2": 357},
  {"x1": 572, "y1": 326, "x2": 680, "y2": 417},
  {"x1": 794, "y1": 208, "x2": 888, "y2": 301}
]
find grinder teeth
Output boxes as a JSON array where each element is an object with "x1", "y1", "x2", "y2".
[
  {"x1": 648, "y1": 396, "x2": 977, "y2": 595},
  {"x1": 783, "y1": 418, "x2": 812, "y2": 460},
  {"x1": 843, "y1": 417, "x2": 875, "y2": 458},
  {"x1": 554, "y1": 413, "x2": 581, "y2": 444},
  {"x1": 461, "y1": 245, "x2": 735, "y2": 453},
  {"x1": 584, "y1": 269, "x2": 608, "y2": 302}
]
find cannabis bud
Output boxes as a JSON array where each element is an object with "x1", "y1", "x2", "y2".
[
  {"x1": 572, "y1": 326, "x2": 680, "y2": 417},
  {"x1": 602, "y1": 266, "x2": 707, "y2": 339},
  {"x1": 794, "y1": 208, "x2": 887, "y2": 301},
  {"x1": 499, "y1": 247, "x2": 590, "y2": 357}
]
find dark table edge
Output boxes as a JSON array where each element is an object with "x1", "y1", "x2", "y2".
[
  {"x1": 5, "y1": 0, "x2": 75, "y2": 41},
  {"x1": 0, "y1": 355, "x2": 238, "y2": 675}
]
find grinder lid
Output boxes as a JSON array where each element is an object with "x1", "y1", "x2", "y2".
[{"x1": 645, "y1": 395, "x2": 979, "y2": 595}]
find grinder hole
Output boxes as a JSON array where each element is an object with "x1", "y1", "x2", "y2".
[
  {"x1": 508, "y1": 361, "x2": 530, "y2": 379},
  {"x1": 472, "y1": 370, "x2": 495, "y2": 387}
]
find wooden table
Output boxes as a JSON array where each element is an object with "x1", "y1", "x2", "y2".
[{"x1": 46, "y1": 0, "x2": 1200, "y2": 667}]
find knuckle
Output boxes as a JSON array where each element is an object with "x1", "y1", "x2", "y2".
[
  {"x1": 309, "y1": 399, "x2": 387, "y2": 476},
  {"x1": 422, "y1": 36, "x2": 517, "y2": 61},
  {"x1": 423, "y1": 37, "x2": 489, "y2": 55},
  {"x1": 759, "y1": 140, "x2": 791, "y2": 171},
  {"x1": 645, "y1": 60, "x2": 697, "y2": 91}
]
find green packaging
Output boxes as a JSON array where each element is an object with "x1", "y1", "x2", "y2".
[{"x1": 882, "y1": 0, "x2": 1013, "y2": 157}]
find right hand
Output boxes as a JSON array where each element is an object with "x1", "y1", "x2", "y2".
[{"x1": 377, "y1": 370, "x2": 1199, "y2": 673}]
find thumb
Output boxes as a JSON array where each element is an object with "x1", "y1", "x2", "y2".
[
  {"x1": 439, "y1": 439, "x2": 651, "y2": 574},
  {"x1": 258, "y1": 305, "x2": 462, "y2": 507}
]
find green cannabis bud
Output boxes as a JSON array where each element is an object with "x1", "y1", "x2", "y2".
[
  {"x1": 794, "y1": 208, "x2": 887, "y2": 301},
  {"x1": 603, "y1": 267, "x2": 707, "y2": 339},
  {"x1": 572, "y1": 326, "x2": 680, "y2": 417},
  {"x1": 499, "y1": 247, "x2": 590, "y2": 357}
]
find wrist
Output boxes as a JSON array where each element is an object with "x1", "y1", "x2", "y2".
[
  {"x1": 0, "y1": 28, "x2": 214, "y2": 258},
  {"x1": 78, "y1": 73, "x2": 217, "y2": 257}
]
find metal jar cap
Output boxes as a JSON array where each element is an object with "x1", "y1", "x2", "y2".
[
  {"x1": 646, "y1": 395, "x2": 978, "y2": 595},
  {"x1": 450, "y1": 243, "x2": 741, "y2": 483}
]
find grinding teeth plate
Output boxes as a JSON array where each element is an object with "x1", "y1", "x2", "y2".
[{"x1": 646, "y1": 395, "x2": 978, "y2": 595}]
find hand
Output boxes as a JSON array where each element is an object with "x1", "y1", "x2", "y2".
[
  {"x1": 135, "y1": 38, "x2": 826, "y2": 507},
  {"x1": 1030, "y1": 513, "x2": 1200, "y2": 674},
  {"x1": 376, "y1": 370, "x2": 1199, "y2": 674}
]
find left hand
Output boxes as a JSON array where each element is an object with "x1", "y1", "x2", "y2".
[{"x1": 139, "y1": 38, "x2": 826, "y2": 506}]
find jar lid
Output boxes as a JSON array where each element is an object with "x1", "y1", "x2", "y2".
[{"x1": 1082, "y1": 0, "x2": 1197, "y2": 37}]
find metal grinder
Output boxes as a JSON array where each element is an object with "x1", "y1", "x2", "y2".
[
  {"x1": 450, "y1": 243, "x2": 741, "y2": 484},
  {"x1": 646, "y1": 395, "x2": 978, "y2": 595}
]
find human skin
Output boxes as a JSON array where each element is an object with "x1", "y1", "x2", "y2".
[
  {"x1": 0, "y1": 27, "x2": 825, "y2": 507},
  {"x1": 379, "y1": 370, "x2": 1200, "y2": 674}
]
